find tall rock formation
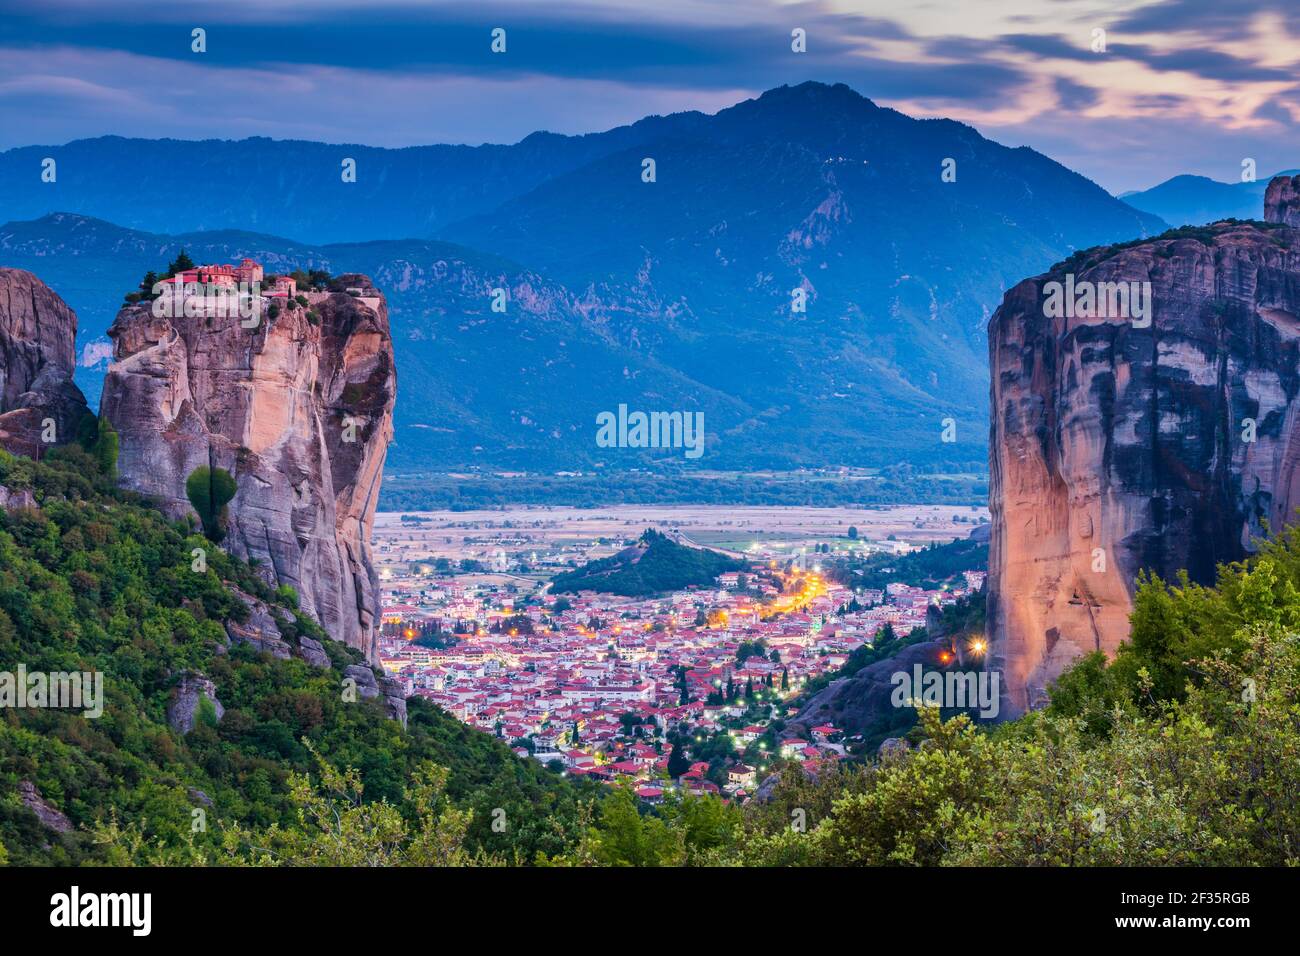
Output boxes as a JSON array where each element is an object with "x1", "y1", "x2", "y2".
[
  {"x1": 988, "y1": 176, "x2": 1300, "y2": 717},
  {"x1": 0, "y1": 268, "x2": 90, "y2": 456},
  {"x1": 101, "y1": 274, "x2": 395, "y2": 661},
  {"x1": 1265, "y1": 173, "x2": 1300, "y2": 228}
]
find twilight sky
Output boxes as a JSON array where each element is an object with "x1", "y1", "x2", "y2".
[{"x1": 1, "y1": 0, "x2": 1297, "y2": 193}]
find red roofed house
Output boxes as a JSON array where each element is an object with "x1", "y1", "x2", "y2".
[{"x1": 728, "y1": 764, "x2": 756, "y2": 789}]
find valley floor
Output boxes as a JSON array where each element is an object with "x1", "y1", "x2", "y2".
[{"x1": 370, "y1": 504, "x2": 987, "y2": 796}]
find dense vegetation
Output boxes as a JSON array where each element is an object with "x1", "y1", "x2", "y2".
[
  {"x1": 1056, "y1": 217, "x2": 1293, "y2": 277},
  {"x1": 379, "y1": 471, "x2": 988, "y2": 511},
  {"x1": 550, "y1": 529, "x2": 745, "y2": 597},
  {"x1": 0, "y1": 445, "x2": 593, "y2": 866},
  {"x1": 829, "y1": 534, "x2": 987, "y2": 591}
]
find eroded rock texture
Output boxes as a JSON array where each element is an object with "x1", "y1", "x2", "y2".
[
  {"x1": 101, "y1": 277, "x2": 395, "y2": 661},
  {"x1": 988, "y1": 177, "x2": 1300, "y2": 717},
  {"x1": 166, "y1": 673, "x2": 225, "y2": 735},
  {"x1": 18, "y1": 780, "x2": 73, "y2": 834},
  {"x1": 1266, "y1": 174, "x2": 1300, "y2": 228},
  {"x1": 0, "y1": 268, "x2": 89, "y2": 456}
]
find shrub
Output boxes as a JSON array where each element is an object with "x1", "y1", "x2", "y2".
[
  {"x1": 275, "y1": 584, "x2": 300, "y2": 610},
  {"x1": 185, "y1": 465, "x2": 237, "y2": 542},
  {"x1": 93, "y1": 417, "x2": 119, "y2": 483}
]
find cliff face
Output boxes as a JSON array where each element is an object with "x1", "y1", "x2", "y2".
[
  {"x1": 1266, "y1": 174, "x2": 1300, "y2": 228},
  {"x1": 100, "y1": 276, "x2": 395, "y2": 661},
  {"x1": 0, "y1": 268, "x2": 89, "y2": 456},
  {"x1": 988, "y1": 177, "x2": 1300, "y2": 717}
]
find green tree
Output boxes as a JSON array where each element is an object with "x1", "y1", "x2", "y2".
[
  {"x1": 274, "y1": 584, "x2": 300, "y2": 610},
  {"x1": 196, "y1": 694, "x2": 220, "y2": 729},
  {"x1": 580, "y1": 787, "x2": 681, "y2": 866},
  {"x1": 660, "y1": 792, "x2": 739, "y2": 864},
  {"x1": 775, "y1": 708, "x2": 1005, "y2": 866},
  {"x1": 666, "y1": 740, "x2": 691, "y2": 778},
  {"x1": 166, "y1": 250, "x2": 195, "y2": 276},
  {"x1": 223, "y1": 743, "x2": 481, "y2": 866},
  {"x1": 186, "y1": 465, "x2": 237, "y2": 542},
  {"x1": 93, "y1": 417, "x2": 119, "y2": 483}
]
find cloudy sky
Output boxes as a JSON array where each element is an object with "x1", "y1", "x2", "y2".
[{"x1": 1, "y1": 0, "x2": 1297, "y2": 193}]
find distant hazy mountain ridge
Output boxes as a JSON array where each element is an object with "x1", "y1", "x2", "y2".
[
  {"x1": 1121, "y1": 169, "x2": 1300, "y2": 226},
  {"x1": 1, "y1": 83, "x2": 1168, "y2": 472}
]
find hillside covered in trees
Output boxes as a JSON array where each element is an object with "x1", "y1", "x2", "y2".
[
  {"x1": 550, "y1": 529, "x2": 746, "y2": 597},
  {"x1": 0, "y1": 445, "x2": 593, "y2": 865}
]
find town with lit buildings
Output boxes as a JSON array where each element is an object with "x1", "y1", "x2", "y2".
[{"x1": 371, "y1": 510, "x2": 986, "y2": 803}]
